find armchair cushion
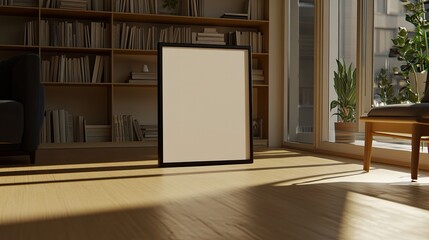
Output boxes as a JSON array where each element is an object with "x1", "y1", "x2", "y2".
[
  {"x1": 367, "y1": 103, "x2": 429, "y2": 118},
  {"x1": 0, "y1": 100, "x2": 23, "y2": 143}
]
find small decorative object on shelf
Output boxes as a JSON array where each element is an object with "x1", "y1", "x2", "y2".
[
  {"x1": 252, "y1": 118, "x2": 262, "y2": 138},
  {"x1": 142, "y1": 64, "x2": 149, "y2": 72}
]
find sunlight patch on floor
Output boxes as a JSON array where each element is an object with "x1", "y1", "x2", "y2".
[{"x1": 338, "y1": 191, "x2": 429, "y2": 240}]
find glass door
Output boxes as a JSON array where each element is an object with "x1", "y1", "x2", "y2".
[{"x1": 287, "y1": 0, "x2": 315, "y2": 144}]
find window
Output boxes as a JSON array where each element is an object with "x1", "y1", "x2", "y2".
[{"x1": 285, "y1": 0, "x2": 428, "y2": 167}]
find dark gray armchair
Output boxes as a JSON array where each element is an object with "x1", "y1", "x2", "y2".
[{"x1": 0, "y1": 54, "x2": 44, "y2": 163}]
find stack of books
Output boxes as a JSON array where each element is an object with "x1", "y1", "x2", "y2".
[
  {"x1": 221, "y1": 13, "x2": 249, "y2": 20},
  {"x1": 192, "y1": 28, "x2": 225, "y2": 45},
  {"x1": 128, "y1": 72, "x2": 157, "y2": 85},
  {"x1": 141, "y1": 125, "x2": 158, "y2": 139},
  {"x1": 85, "y1": 125, "x2": 111, "y2": 142},
  {"x1": 59, "y1": 0, "x2": 88, "y2": 10},
  {"x1": 252, "y1": 68, "x2": 265, "y2": 84}
]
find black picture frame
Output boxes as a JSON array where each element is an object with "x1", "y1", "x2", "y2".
[{"x1": 158, "y1": 42, "x2": 253, "y2": 167}]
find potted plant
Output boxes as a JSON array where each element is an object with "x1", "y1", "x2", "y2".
[
  {"x1": 375, "y1": 68, "x2": 398, "y2": 105},
  {"x1": 160, "y1": 0, "x2": 179, "y2": 15},
  {"x1": 391, "y1": 0, "x2": 429, "y2": 101},
  {"x1": 330, "y1": 59, "x2": 357, "y2": 143},
  {"x1": 375, "y1": 68, "x2": 418, "y2": 105}
]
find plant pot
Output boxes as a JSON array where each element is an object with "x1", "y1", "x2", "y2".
[
  {"x1": 409, "y1": 71, "x2": 427, "y2": 101},
  {"x1": 159, "y1": 8, "x2": 179, "y2": 15},
  {"x1": 334, "y1": 122, "x2": 357, "y2": 143}
]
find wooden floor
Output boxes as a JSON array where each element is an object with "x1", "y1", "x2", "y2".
[{"x1": 1, "y1": 149, "x2": 429, "y2": 240}]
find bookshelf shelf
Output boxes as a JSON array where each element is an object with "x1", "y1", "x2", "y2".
[
  {"x1": 41, "y1": 46, "x2": 112, "y2": 53},
  {"x1": 42, "y1": 82, "x2": 112, "y2": 86},
  {"x1": 41, "y1": 8, "x2": 112, "y2": 20},
  {"x1": 0, "y1": 0, "x2": 269, "y2": 154},
  {"x1": 0, "y1": 6, "x2": 38, "y2": 16},
  {"x1": 40, "y1": 140, "x2": 157, "y2": 149},
  {"x1": 113, "y1": 83, "x2": 157, "y2": 87},
  {"x1": 113, "y1": 12, "x2": 268, "y2": 28},
  {"x1": 0, "y1": 44, "x2": 38, "y2": 51},
  {"x1": 113, "y1": 49, "x2": 157, "y2": 55}
]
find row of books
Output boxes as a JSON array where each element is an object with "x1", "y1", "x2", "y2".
[
  {"x1": 159, "y1": 25, "x2": 193, "y2": 44},
  {"x1": 114, "y1": 25, "x2": 262, "y2": 52},
  {"x1": 43, "y1": 0, "x2": 107, "y2": 10},
  {"x1": 0, "y1": 0, "x2": 37, "y2": 7},
  {"x1": 113, "y1": 24, "x2": 159, "y2": 50},
  {"x1": 38, "y1": 20, "x2": 108, "y2": 48},
  {"x1": 248, "y1": 0, "x2": 265, "y2": 20},
  {"x1": 1, "y1": 0, "x2": 264, "y2": 19},
  {"x1": 114, "y1": 24, "x2": 195, "y2": 50},
  {"x1": 24, "y1": 20, "x2": 37, "y2": 46},
  {"x1": 113, "y1": 115, "x2": 132, "y2": 142},
  {"x1": 187, "y1": 0, "x2": 204, "y2": 17},
  {"x1": 113, "y1": 115, "x2": 158, "y2": 142},
  {"x1": 40, "y1": 109, "x2": 87, "y2": 144},
  {"x1": 40, "y1": 110, "x2": 159, "y2": 144},
  {"x1": 114, "y1": 0, "x2": 157, "y2": 14},
  {"x1": 25, "y1": 23, "x2": 262, "y2": 52},
  {"x1": 41, "y1": 55, "x2": 108, "y2": 83}
]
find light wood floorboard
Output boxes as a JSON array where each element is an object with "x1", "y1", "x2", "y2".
[{"x1": 0, "y1": 149, "x2": 429, "y2": 240}]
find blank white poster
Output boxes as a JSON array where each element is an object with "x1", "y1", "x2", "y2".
[{"x1": 159, "y1": 44, "x2": 252, "y2": 165}]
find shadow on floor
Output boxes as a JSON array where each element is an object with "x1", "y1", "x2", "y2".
[{"x1": 0, "y1": 179, "x2": 428, "y2": 240}]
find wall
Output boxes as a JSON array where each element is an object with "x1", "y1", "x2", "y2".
[{"x1": 269, "y1": 0, "x2": 285, "y2": 147}]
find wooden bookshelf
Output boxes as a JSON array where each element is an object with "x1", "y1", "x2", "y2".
[{"x1": 0, "y1": 0, "x2": 270, "y2": 154}]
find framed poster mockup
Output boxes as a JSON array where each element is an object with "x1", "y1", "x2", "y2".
[{"x1": 158, "y1": 43, "x2": 253, "y2": 166}]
